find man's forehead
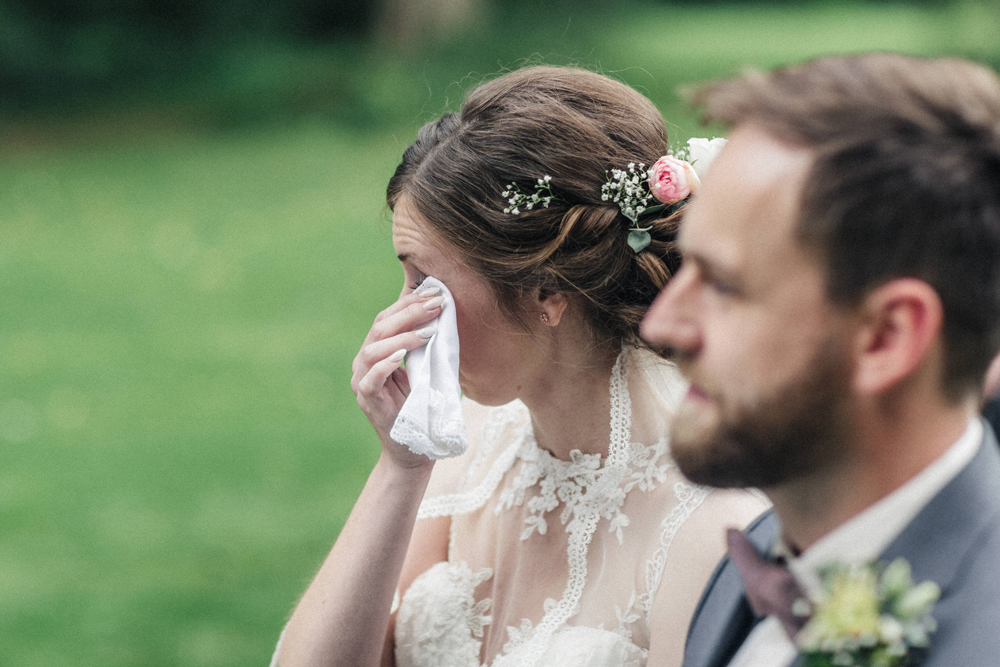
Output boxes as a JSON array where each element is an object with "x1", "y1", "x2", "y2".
[
  {"x1": 681, "y1": 126, "x2": 814, "y2": 267},
  {"x1": 716, "y1": 125, "x2": 814, "y2": 190}
]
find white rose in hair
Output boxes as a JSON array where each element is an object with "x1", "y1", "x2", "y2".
[{"x1": 687, "y1": 137, "x2": 728, "y2": 179}]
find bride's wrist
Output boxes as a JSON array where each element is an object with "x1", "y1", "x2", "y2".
[{"x1": 376, "y1": 449, "x2": 435, "y2": 482}]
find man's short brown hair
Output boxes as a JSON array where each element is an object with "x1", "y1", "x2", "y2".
[{"x1": 695, "y1": 53, "x2": 1000, "y2": 400}]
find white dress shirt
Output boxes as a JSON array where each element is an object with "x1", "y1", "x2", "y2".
[{"x1": 727, "y1": 418, "x2": 983, "y2": 667}]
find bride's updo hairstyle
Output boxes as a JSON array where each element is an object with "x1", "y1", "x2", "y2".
[{"x1": 386, "y1": 66, "x2": 681, "y2": 351}]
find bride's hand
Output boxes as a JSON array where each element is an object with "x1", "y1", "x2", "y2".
[{"x1": 351, "y1": 287, "x2": 443, "y2": 468}]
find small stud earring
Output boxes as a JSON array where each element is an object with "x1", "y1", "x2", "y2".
[{"x1": 540, "y1": 313, "x2": 550, "y2": 324}]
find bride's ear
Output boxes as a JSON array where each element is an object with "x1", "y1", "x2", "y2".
[{"x1": 537, "y1": 289, "x2": 570, "y2": 326}]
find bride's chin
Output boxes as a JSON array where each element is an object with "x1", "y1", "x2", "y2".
[
  {"x1": 460, "y1": 378, "x2": 517, "y2": 407},
  {"x1": 462, "y1": 389, "x2": 502, "y2": 407}
]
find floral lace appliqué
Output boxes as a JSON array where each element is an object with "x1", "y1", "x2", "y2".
[
  {"x1": 395, "y1": 561, "x2": 494, "y2": 667},
  {"x1": 496, "y1": 435, "x2": 671, "y2": 546},
  {"x1": 399, "y1": 350, "x2": 703, "y2": 667}
]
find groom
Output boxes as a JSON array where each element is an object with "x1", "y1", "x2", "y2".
[{"x1": 641, "y1": 54, "x2": 1000, "y2": 667}]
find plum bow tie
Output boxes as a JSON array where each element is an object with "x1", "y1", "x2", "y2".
[{"x1": 727, "y1": 529, "x2": 812, "y2": 639}]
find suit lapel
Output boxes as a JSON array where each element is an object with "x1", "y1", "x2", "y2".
[
  {"x1": 881, "y1": 423, "x2": 1000, "y2": 593},
  {"x1": 683, "y1": 425, "x2": 1000, "y2": 667},
  {"x1": 775, "y1": 432, "x2": 1000, "y2": 667},
  {"x1": 682, "y1": 510, "x2": 780, "y2": 667}
]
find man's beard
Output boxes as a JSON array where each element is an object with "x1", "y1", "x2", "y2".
[{"x1": 670, "y1": 336, "x2": 852, "y2": 489}]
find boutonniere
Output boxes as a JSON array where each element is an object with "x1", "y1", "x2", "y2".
[{"x1": 797, "y1": 558, "x2": 940, "y2": 667}]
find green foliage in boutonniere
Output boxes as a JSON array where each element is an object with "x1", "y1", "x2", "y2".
[{"x1": 797, "y1": 558, "x2": 940, "y2": 667}]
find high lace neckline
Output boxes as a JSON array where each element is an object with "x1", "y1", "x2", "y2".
[
  {"x1": 497, "y1": 426, "x2": 672, "y2": 545},
  {"x1": 416, "y1": 348, "x2": 635, "y2": 522},
  {"x1": 397, "y1": 347, "x2": 717, "y2": 667},
  {"x1": 490, "y1": 350, "x2": 637, "y2": 665}
]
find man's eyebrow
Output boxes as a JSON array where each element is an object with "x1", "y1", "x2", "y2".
[{"x1": 687, "y1": 251, "x2": 743, "y2": 288}]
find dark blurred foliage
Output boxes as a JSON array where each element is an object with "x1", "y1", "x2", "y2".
[
  {"x1": 0, "y1": 0, "x2": 968, "y2": 121},
  {"x1": 0, "y1": 0, "x2": 376, "y2": 112}
]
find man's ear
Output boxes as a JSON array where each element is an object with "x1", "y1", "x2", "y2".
[
  {"x1": 537, "y1": 289, "x2": 570, "y2": 326},
  {"x1": 852, "y1": 278, "x2": 944, "y2": 396}
]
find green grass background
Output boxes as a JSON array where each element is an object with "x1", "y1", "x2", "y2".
[{"x1": 1, "y1": 2, "x2": 998, "y2": 665}]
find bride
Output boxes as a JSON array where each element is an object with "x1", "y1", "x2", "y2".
[{"x1": 273, "y1": 66, "x2": 767, "y2": 667}]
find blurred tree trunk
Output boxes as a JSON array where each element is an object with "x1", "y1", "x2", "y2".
[{"x1": 377, "y1": 0, "x2": 485, "y2": 51}]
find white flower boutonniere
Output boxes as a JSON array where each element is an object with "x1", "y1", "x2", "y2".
[{"x1": 797, "y1": 558, "x2": 940, "y2": 667}]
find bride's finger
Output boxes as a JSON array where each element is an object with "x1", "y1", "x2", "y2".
[
  {"x1": 391, "y1": 366, "x2": 410, "y2": 396},
  {"x1": 353, "y1": 301, "x2": 441, "y2": 378},
  {"x1": 351, "y1": 327, "x2": 429, "y2": 392},
  {"x1": 365, "y1": 293, "x2": 444, "y2": 347},
  {"x1": 377, "y1": 284, "x2": 442, "y2": 322},
  {"x1": 355, "y1": 326, "x2": 436, "y2": 376},
  {"x1": 356, "y1": 349, "x2": 408, "y2": 403}
]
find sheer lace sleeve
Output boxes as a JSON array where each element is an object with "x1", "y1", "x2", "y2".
[
  {"x1": 421, "y1": 397, "x2": 491, "y2": 500},
  {"x1": 644, "y1": 488, "x2": 771, "y2": 666},
  {"x1": 417, "y1": 398, "x2": 527, "y2": 520}
]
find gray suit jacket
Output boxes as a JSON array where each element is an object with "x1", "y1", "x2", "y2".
[{"x1": 682, "y1": 422, "x2": 1000, "y2": 667}]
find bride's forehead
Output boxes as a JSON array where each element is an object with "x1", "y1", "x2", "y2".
[
  {"x1": 392, "y1": 204, "x2": 437, "y2": 251},
  {"x1": 392, "y1": 209, "x2": 477, "y2": 283},
  {"x1": 390, "y1": 197, "x2": 490, "y2": 289}
]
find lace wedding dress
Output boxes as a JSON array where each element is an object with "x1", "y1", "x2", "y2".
[{"x1": 393, "y1": 348, "x2": 765, "y2": 667}]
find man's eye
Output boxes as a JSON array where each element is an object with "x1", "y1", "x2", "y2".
[{"x1": 710, "y1": 280, "x2": 737, "y2": 297}]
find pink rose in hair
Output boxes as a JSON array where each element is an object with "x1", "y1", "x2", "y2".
[{"x1": 648, "y1": 155, "x2": 700, "y2": 204}]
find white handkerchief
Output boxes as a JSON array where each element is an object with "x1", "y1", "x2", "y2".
[{"x1": 390, "y1": 277, "x2": 467, "y2": 459}]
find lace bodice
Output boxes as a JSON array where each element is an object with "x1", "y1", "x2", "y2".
[{"x1": 394, "y1": 349, "x2": 757, "y2": 667}]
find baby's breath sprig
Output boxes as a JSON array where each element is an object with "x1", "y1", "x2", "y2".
[
  {"x1": 600, "y1": 162, "x2": 653, "y2": 223},
  {"x1": 668, "y1": 142, "x2": 692, "y2": 163},
  {"x1": 502, "y1": 175, "x2": 555, "y2": 215},
  {"x1": 601, "y1": 162, "x2": 658, "y2": 252}
]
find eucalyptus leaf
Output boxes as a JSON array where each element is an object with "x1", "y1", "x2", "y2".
[
  {"x1": 637, "y1": 203, "x2": 671, "y2": 221},
  {"x1": 628, "y1": 229, "x2": 651, "y2": 253}
]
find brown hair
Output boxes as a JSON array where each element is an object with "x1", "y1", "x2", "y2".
[
  {"x1": 694, "y1": 53, "x2": 1000, "y2": 399},
  {"x1": 386, "y1": 66, "x2": 680, "y2": 352}
]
